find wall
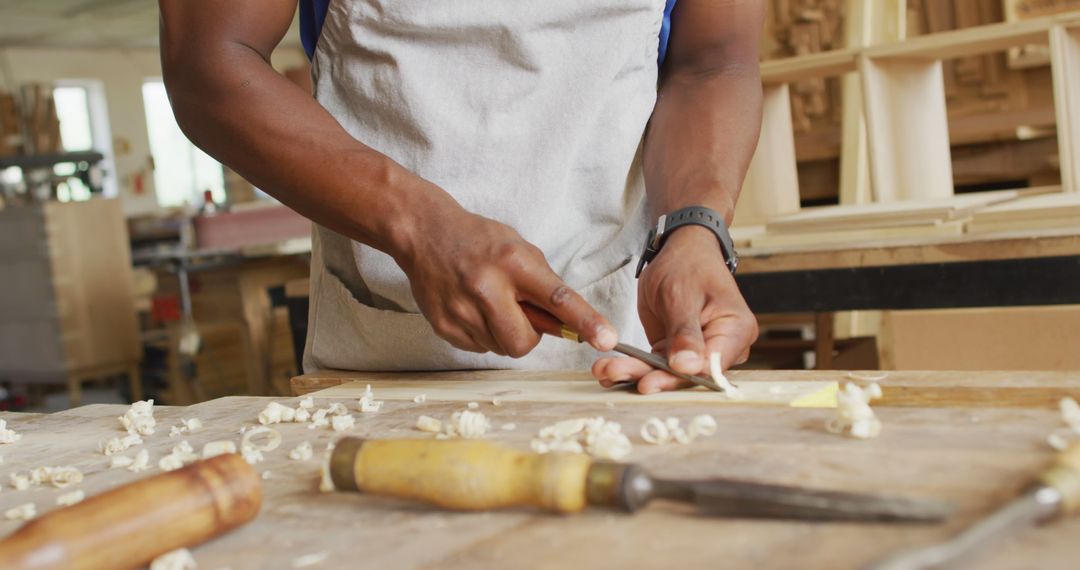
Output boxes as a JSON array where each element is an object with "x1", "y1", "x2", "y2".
[{"x1": 0, "y1": 44, "x2": 309, "y2": 217}]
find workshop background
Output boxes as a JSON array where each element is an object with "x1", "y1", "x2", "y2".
[{"x1": 1, "y1": 0, "x2": 1079, "y2": 413}]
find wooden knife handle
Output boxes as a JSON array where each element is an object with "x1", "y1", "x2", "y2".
[
  {"x1": 519, "y1": 303, "x2": 582, "y2": 342},
  {"x1": 330, "y1": 438, "x2": 592, "y2": 513},
  {"x1": 0, "y1": 454, "x2": 261, "y2": 570}
]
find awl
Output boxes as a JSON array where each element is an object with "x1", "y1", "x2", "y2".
[
  {"x1": 329, "y1": 438, "x2": 951, "y2": 522},
  {"x1": 866, "y1": 439, "x2": 1080, "y2": 569},
  {"x1": 519, "y1": 303, "x2": 726, "y2": 392}
]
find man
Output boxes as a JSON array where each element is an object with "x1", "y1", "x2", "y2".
[{"x1": 159, "y1": 0, "x2": 762, "y2": 393}]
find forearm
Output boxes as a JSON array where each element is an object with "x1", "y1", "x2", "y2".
[
  {"x1": 161, "y1": 37, "x2": 459, "y2": 258},
  {"x1": 643, "y1": 66, "x2": 763, "y2": 225}
]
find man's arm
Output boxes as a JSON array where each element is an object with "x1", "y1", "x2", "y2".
[
  {"x1": 160, "y1": 0, "x2": 618, "y2": 357},
  {"x1": 593, "y1": 0, "x2": 764, "y2": 392}
]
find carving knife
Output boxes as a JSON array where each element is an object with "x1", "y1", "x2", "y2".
[
  {"x1": 329, "y1": 438, "x2": 952, "y2": 522},
  {"x1": 865, "y1": 439, "x2": 1080, "y2": 570},
  {"x1": 519, "y1": 303, "x2": 726, "y2": 392}
]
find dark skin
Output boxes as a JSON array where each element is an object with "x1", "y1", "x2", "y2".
[{"x1": 159, "y1": 0, "x2": 763, "y2": 393}]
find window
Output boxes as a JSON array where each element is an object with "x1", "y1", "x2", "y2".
[
  {"x1": 52, "y1": 86, "x2": 95, "y2": 202},
  {"x1": 142, "y1": 80, "x2": 225, "y2": 208}
]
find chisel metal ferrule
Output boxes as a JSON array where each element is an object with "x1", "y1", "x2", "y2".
[{"x1": 559, "y1": 326, "x2": 580, "y2": 342}]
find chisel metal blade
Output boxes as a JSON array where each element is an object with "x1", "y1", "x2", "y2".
[{"x1": 656, "y1": 479, "x2": 953, "y2": 522}]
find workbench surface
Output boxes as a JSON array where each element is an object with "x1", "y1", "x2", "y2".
[{"x1": 3, "y1": 370, "x2": 1080, "y2": 569}]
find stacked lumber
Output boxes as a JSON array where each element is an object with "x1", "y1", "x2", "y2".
[
  {"x1": 965, "y1": 191, "x2": 1080, "y2": 233},
  {"x1": 0, "y1": 92, "x2": 21, "y2": 157},
  {"x1": 18, "y1": 83, "x2": 62, "y2": 155}
]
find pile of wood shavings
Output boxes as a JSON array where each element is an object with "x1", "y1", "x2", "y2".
[
  {"x1": 530, "y1": 418, "x2": 632, "y2": 460},
  {"x1": 640, "y1": 415, "x2": 718, "y2": 445},
  {"x1": 0, "y1": 418, "x2": 22, "y2": 444},
  {"x1": 709, "y1": 352, "x2": 742, "y2": 399}
]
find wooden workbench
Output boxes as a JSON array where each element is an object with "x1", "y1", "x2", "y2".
[{"x1": 2, "y1": 370, "x2": 1080, "y2": 569}]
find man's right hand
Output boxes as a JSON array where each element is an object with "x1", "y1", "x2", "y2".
[{"x1": 392, "y1": 200, "x2": 618, "y2": 357}]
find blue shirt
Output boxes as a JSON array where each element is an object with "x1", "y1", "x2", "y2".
[{"x1": 299, "y1": 0, "x2": 678, "y2": 64}]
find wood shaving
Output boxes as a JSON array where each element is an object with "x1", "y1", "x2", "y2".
[
  {"x1": 110, "y1": 455, "x2": 134, "y2": 469},
  {"x1": 358, "y1": 385, "x2": 383, "y2": 413},
  {"x1": 47, "y1": 466, "x2": 83, "y2": 488},
  {"x1": 292, "y1": 551, "x2": 329, "y2": 568},
  {"x1": 258, "y1": 402, "x2": 292, "y2": 425},
  {"x1": 241, "y1": 427, "x2": 282, "y2": 452},
  {"x1": 294, "y1": 407, "x2": 311, "y2": 423},
  {"x1": 99, "y1": 433, "x2": 143, "y2": 456},
  {"x1": 202, "y1": 441, "x2": 237, "y2": 459},
  {"x1": 491, "y1": 399, "x2": 503, "y2": 406},
  {"x1": 640, "y1": 418, "x2": 670, "y2": 444},
  {"x1": 846, "y1": 372, "x2": 889, "y2": 382},
  {"x1": 5, "y1": 502, "x2": 35, "y2": 520},
  {"x1": 150, "y1": 548, "x2": 197, "y2": 570},
  {"x1": 1047, "y1": 398, "x2": 1080, "y2": 450},
  {"x1": 467, "y1": 402, "x2": 480, "y2": 410},
  {"x1": 1049, "y1": 431, "x2": 1071, "y2": 451},
  {"x1": 686, "y1": 415, "x2": 718, "y2": 439},
  {"x1": 119, "y1": 400, "x2": 156, "y2": 436},
  {"x1": 0, "y1": 419, "x2": 22, "y2": 444},
  {"x1": 415, "y1": 415, "x2": 442, "y2": 433},
  {"x1": 160, "y1": 441, "x2": 199, "y2": 471},
  {"x1": 500, "y1": 423, "x2": 516, "y2": 431},
  {"x1": 640, "y1": 415, "x2": 717, "y2": 446},
  {"x1": 9, "y1": 473, "x2": 30, "y2": 490},
  {"x1": 413, "y1": 394, "x2": 427, "y2": 404},
  {"x1": 298, "y1": 397, "x2": 315, "y2": 410},
  {"x1": 57, "y1": 489, "x2": 85, "y2": 506},
  {"x1": 308, "y1": 409, "x2": 330, "y2": 429},
  {"x1": 445, "y1": 410, "x2": 490, "y2": 439},
  {"x1": 129, "y1": 449, "x2": 150, "y2": 472},
  {"x1": 289, "y1": 442, "x2": 314, "y2": 461},
  {"x1": 170, "y1": 418, "x2": 204, "y2": 437},
  {"x1": 261, "y1": 471, "x2": 272, "y2": 480},
  {"x1": 241, "y1": 446, "x2": 264, "y2": 465},
  {"x1": 331, "y1": 415, "x2": 356, "y2": 432},
  {"x1": 825, "y1": 382, "x2": 883, "y2": 439},
  {"x1": 319, "y1": 446, "x2": 335, "y2": 492},
  {"x1": 327, "y1": 402, "x2": 349, "y2": 416},
  {"x1": 532, "y1": 417, "x2": 632, "y2": 460},
  {"x1": 709, "y1": 352, "x2": 743, "y2": 399}
]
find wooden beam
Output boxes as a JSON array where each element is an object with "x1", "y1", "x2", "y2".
[
  {"x1": 736, "y1": 83, "x2": 801, "y2": 226},
  {"x1": 759, "y1": 48, "x2": 858, "y2": 84},
  {"x1": 864, "y1": 15, "x2": 1067, "y2": 60},
  {"x1": 1052, "y1": 24, "x2": 1080, "y2": 192}
]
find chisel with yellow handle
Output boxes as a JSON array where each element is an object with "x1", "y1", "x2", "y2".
[
  {"x1": 329, "y1": 438, "x2": 950, "y2": 521},
  {"x1": 867, "y1": 439, "x2": 1080, "y2": 570}
]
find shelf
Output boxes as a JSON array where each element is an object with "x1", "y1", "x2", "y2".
[{"x1": 0, "y1": 151, "x2": 105, "y2": 170}]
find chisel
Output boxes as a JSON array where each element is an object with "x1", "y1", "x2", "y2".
[
  {"x1": 0, "y1": 454, "x2": 261, "y2": 570},
  {"x1": 329, "y1": 438, "x2": 950, "y2": 522},
  {"x1": 866, "y1": 439, "x2": 1080, "y2": 569},
  {"x1": 519, "y1": 303, "x2": 726, "y2": 392}
]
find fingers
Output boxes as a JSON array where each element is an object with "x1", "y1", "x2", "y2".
[
  {"x1": 480, "y1": 293, "x2": 542, "y2": 359},
  {"x1": 701, "y1": 318, "x2": 758, "y2": 371},
  {"x1": 635, "y1": 369, "x2": 694, "y2": 395},
  {"x1": 663, "y1": 301, "x2": 706, "y2": 376},
  {"x1": 521, "y1": 268, "x2": 617, "y2": 352},
  {"x1": 591, "y1": 356, "x2": 654, "y2": 388}
]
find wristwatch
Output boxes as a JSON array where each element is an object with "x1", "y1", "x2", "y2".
[{"x1": 635, "y1": 206, "x2": 739, "y2": 277}]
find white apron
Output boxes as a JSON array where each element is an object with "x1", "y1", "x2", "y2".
[{"x1": 303, "y1": 0, "x2": 666, "y2": 372}]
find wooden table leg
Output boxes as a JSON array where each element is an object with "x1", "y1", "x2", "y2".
[
  {"x1": 127, "y1": 363, "x2": 143, "y2": 403},
  {"x1": 66, "y1": 373, "x2": 83, "y2": 408},
  {"x1": 814, "y1": 312, "x2": 835, "y2": 370}
]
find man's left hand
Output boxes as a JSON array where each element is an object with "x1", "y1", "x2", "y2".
[{"x1": 591, "y1": 225, "x2": 758, "y2": 393}]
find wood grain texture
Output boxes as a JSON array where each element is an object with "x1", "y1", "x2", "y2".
[
  {"x1": 3, "y1": 378, "x2": 1080, "y2": 569},
  {"x1": 736, "y1": 83, "x2": 801, "y2": 227}
]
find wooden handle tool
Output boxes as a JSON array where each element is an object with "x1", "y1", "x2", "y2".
[
  {"x1": 518, "y1": 303, "x2": 725, "y2": 392},
  {"x1": 867, "y1": 439, "x2": 1080, "y2": 570},
  {"x1": 0, "y1": 453, "x2": 262, "y2": 570},
  {"x1": 329, "y1": 438, "x2": 951, "y2": 521}
]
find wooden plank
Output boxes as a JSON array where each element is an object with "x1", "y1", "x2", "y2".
[
  {"x1": 310, "y1": 378, "x2": 839, "y2": 407},
  {"x1": 292, "y1": 370, "x2": 1080, "y2": 409},
  {"x1": 736, "y1": 228, "x2": 1080, "y2": 273},
  {"x1": 860, "y1": 56, "x2": 955, "y2": 202},
  {"x1": 4, "y1": 376, "x2": 1080, "y2": 568},
  {"x1": 966, "y1": 191, "x2": 1080, "y2": 222},
  {"x1": 864, "y1": 15, "x2": 1064, "y2": 60},
  {"x1": 759, "y1": 48, "x2": 859, "y2": 84},
  {"x1": 1052, "y1": 25, "x2": 1080, "y2": 192},
  {"x1": 736, "y1": 84, "x2": 801, "y2": 226},
  {"x1": 763, "y1": 190, "x2": 1027, "y2": 233},
  {"x1": 750, "y1": 220, "x2": 966, "y2": 249}
]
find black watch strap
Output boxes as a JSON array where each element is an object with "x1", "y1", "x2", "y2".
[{"x1": 635, "y1": 206, "x2": 739, "y2": 277}]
